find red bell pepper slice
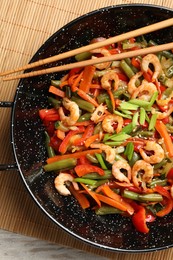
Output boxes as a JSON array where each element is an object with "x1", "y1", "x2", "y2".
[
  {"x1": 39, "y1": 108, "x2": 60, "y2": 121},
  {"x1": 58, "y1": 126, "x2": 85, "y2": 154},
  {"x1": 167, "y1": 168, "x2": 173, "y2": 184},
  {"x1": 131, "y1": 202, "x2": 149, "y2": 233},
  {"x1": 73, "y1": 124, "x2": 94, "y2": 146},
  {"x1": 74, "y1": 164, "x2": 105, "y2": 177},
  {"x1": 154, "y1": 185, "x2": 173, "y2": 217}
]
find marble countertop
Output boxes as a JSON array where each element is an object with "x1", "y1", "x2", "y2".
[{"x1": 0, "y1": 229, "x2": 107, "y2": 260}]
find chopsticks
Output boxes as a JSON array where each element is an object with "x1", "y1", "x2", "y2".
[{"x1": 1, "y1": 17, "x2": 173, "y2": 81}]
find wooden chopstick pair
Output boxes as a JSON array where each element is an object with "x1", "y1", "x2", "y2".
[{"x1": 1, "y1": 18, "x2": 173, "y2": 81}]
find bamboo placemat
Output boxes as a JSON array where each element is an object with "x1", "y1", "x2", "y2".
[{"x1": 0, "y1": 0, "x2": 173, "y2": 259}]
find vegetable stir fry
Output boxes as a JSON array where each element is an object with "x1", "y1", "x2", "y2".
[{"x1": 40, "y1": 36, "x2": 173, "y2": 233}]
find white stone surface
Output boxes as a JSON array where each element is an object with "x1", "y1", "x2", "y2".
[{"x1": 0, "y1": 229, "x2": 107, "y2": 260}]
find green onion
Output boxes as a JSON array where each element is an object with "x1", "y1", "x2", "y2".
[
  {"x1": 104, "y1": 141, "x2": 123, "y2": 146},
  {"x1": 114, "y1": 110, "x2": 132, "y2": 119},
  {"x1": 139, "y1": 107, "x2": 146, "y2": 125},
  {"x1": 148, "y1": 91, "x2": 159, "y2": 107},
  {"x1": 119, "y1": 101, "x2": 139, "y2": 110},
  {"x1": 120, "y1": 60, "x2": 135, "y2": 79},
  {"x1": 54, "y1": 121, "x2": 69, "y2": 132},
  {"x1": 132, "y1": 112, "x2": 139, "y2": 128},
  {"x1": 108, "y1": 133, "x2": 131, "y2": 142},
  {"x1": 86, "y1": 154, "x2": 98, "y2": 164},
  {"x1": 124, "y1": 142, "x2": 134, "y2": 161},
  {"x1": 128, "y1": 99, "x2": 150, "y2": 108},
  {"x1": 148, "y1": 113, "x2": 157, "y2": 130},
  {"x1": 121, "y1": 123, "x2": 133, "y2": 134},
  {"x1": 95, "y1": 153, "x2": 108, "y2": 170}
]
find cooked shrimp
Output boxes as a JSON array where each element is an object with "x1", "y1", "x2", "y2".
[
  {"x1": 91, "y1": 48, "x2": 111, "y2": 70},
  {"x1": 54, "y1": 173, "x2": 74, "y2": 196},
  {"x1": 127, "y1": 71, "x2": 143, "y2": 94},
  {"x1": 59, "y1": 97, "x2": 80, "y2": 126},
  {"x1": 91, "y1": 103, "x2": 107, "y2": 124},
  {"x1": 90, "y1": 143, "x2": 116, "y2": 164},
  {"x1": 131, "y1": 80, "x2": 157, "y2": 101},
  {"x1": 102, "y1": 114, "x2": 123, "y2": 133},
  {"x1": 141, "y1": 54, "x2": 162, "y2": 81},
  {"x1": 139, "y1": 141, "x2": 164, "y2": 164},
  {"x1": 151, "y1": 106, "x2": 173, "y2": 119},
  {"x1": 101, "y1": 70, "x2": 119, "y2": 91},
  {"x1": 112, "y1": 160, "x2": 131, "y2": 183},
  {"x1": 132, "y1": 160, "x2": 154, "y2": 188}
]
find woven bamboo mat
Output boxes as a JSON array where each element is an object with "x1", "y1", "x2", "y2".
[{"x1": 0, "y1": 0, "x2": 173, "y2": 259}]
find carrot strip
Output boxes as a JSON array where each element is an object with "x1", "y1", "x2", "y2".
[
  {"x1": 155, "y1": 120, "x2": 173, "y2": 157},
  {"x1": 80, "y1": 183, "x2": 101, "y2": 207},
  {"x1": 95, "y1": 193, "x2": 127, "y2": 212},
  {"x1": 101, "y1": 185, "x2": 134, "y2": 215},
  {"x1": 85, "y1": 134, "x2": 100, "y2": 148},
  {"x1": 79, "y1": 65, "x2": 96, "y2": 93},
  {"x1": 68, "y1": 184, "x2": 90, "y2": 209},
  {"x1": 75, "y1": 164, "x2": 105, "y2": 177},
  {"x1": 107, "y1": 89, "x2": 115, "y2": 110},
  {"x1": 59, "y1": 80, "x2": 69, "y2": 88},
  {"x1": 56, "y1": 129, "x2": 65, "y2": 140},
  {"x1": 49, "y1": 85, "x2": 65, "y2": 98},
  {"x1": 77, "y1": 88, "x2": 99, "y2": 107},
  {"x1": 71, "y1": 71, "x2": 83, "y2": 91},
  {"x1": 46, "y1": 149, "x2": 102, "y2": 164},
  {"x1": 89, "y1": 84, "x2": 102, "y2": 89}
]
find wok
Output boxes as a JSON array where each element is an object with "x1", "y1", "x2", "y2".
[{"x1": 1, "y1": 4, "x2": 173, "y2": 253}]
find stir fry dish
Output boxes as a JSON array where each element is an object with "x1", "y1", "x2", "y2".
[{"x1": 39, "y1": 36, "x2": 173, "y2": 233}]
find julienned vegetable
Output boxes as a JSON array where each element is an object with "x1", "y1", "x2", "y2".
[{"x1": 40, "y1": 36, "x2": 173, "y2": 234}]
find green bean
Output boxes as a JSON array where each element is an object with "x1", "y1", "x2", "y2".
[
  {"x1": 129, "y1": 152, "x2": 141, "y2": 167},
  {"x1": 74, "y1": 178, "x2": 97, "y2": 186},
  {"x1": 86, "y1": 154, "x2": 98, "y2": 164},
  {"x1": 82, "y1": 170, "x2": 112, "y2": 180},
  {"x1": 44, "y1": 131, "x2": 55, "y2": 158},
  {"x1": 124, "y1": 58, "x2": 139, "y2": 73},
  {"x1": 148, "y1": 40, "x2": 173, "y2": 58},
  {"x1": 134, "y1": 130, "x2": 154, "y2": 138},
  {"x1": 120, "y1": 60, "x2": 135, "y2": 79},
  {"x1": 51, "y1": 79, "x2": 61, "y2": 87},
  {"x1": 149, "y1": 179, "x2": 167, "y2": 188},
  {"x1": 154, "y1": 158, "x2": 169, "y2": 170},
  {"x1": 94, "y1": 179, "x2": 109, "y2": 188},
  {"x1": 43, "y1": 158, "x2": 77, "y2": 172},
  {"x1": 78, "y1": 113, "x2": 91, "y2": 122},
  {"x1": 95, "y1": 206, "x2": 122, "y2": 215},
  {"x1": 48, "y1": 97, "x2": 61, "y2": 109},
  {"x1": 95, "y1": 153, "x2": 108, "y2": 170},
  {"x1": 123, "y1": 190, "x2": 163, "y2": 202},
  {"x1": 71, "y1": 96, "x2": 95, "y2": 113},
  {"x1": 75, "y1": 51, "x2": 92, "y2": 61},
  {"x1": 138, "y1": 193, "x2": 163, "y2": 202},
  {"x1": 65, "y1": 86, "x2": 72, "y2": 98},
  {"x1": 93, "y1": 122, "x2": 103, "y2": 134},
  {"x1": 97, "y1": 88, "x2": 125, "y2": 104}
]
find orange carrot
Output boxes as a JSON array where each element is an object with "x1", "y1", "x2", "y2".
[
  {"x1": 80, "y1": 183, "x2": 101, "y2": 207},
  {"x1": 59, "y1": 80, "x2": 69, "y2": 88},
  {"x1": 85, "y1": 134, "x2": 100, "y2": 148},
  {"x1": 68, "y1": 184, "x2": 90, "y2": 209},
  {"x1": 101, "y1": 185, "x2": 134, "y2": 215},
  {"x1": 56, "y1": 129, "x2": 65, "y2": 140},
  {"x1": 49, "y1": 85, "x2": 65, "y2": 98},
  {"x1": 95, "y1": 193, "x2": 127, "y2": 212},
  {"x1": 71, "y1": 71, "x2": 83, "y2": 91},
  {"x1": 76, "y1": 88, "x2": 99, "y2": 107},
  {"x1": 79, "y1": 65, "x2": 96, "y2": 93},
  {"x1": 46, "y1": 149, "x2": 102, "y2": 164},
  {"x1": 155, "y1": 120, "x2": 173, "y2": 157}
]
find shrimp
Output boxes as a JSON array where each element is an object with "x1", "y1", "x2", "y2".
[
  {"x1": 54, "y1": 173, "x2": 74, "y2": 196},
  {"x1": 151, "y1": 106, "x2": 173, "y2": 119},
  {"x1": 132, "y1": 160, "x2": 154, "y2": 188},
  {"x1": 101, "y1": 70, "x2": 119, "y2": 91},
  {"x1": 90, "y1": 143, "x2": 116, "y2": 164},
  {"x1": 112, "y1": 160, "x2": 131, "y2": 183},
  {"x1": 141, "y1": 54, "x2": 162, "y2": 81},
  {"x1": 131, "y1": 80, "x2": 157, "y2": 101},
  {"x1": 102, "y1": 114, "x2": 123, "y2": 133},
  {"x1": 139, "y1": 141, "x2": 164, "y2": 164},
  {"x1": 91, "y1": 48, "x2": 111, "y2": 70},
  {"x1": 59, "y1": 97, "x2": 80, "y2": 126},
  {"x1": 127, "y1": 71, "x2": 143, "y2": 94},
  {"x1": 91, "y1": 103, "x2": 107, "y2": 124}
]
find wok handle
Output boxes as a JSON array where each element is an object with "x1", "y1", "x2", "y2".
[{"x1": 0, "y1": 101, "x2": 18, "y2": 171}]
